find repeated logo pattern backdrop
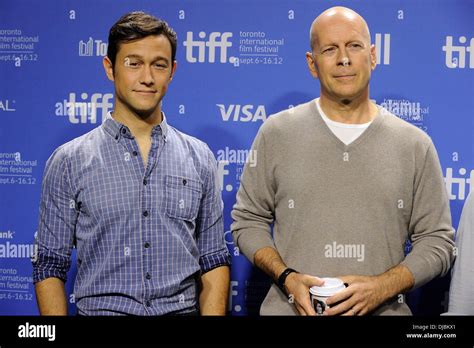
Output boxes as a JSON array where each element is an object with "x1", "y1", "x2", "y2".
[{"x1": 0, "y1": 0, "x2": 473, "y2": 315}]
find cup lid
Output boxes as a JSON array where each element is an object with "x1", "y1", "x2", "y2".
[{"x1": 309, "y1": 277, "x2": 346, "y2": 296}]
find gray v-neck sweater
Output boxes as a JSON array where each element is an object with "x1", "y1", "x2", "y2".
[{"x1": 231, "y1": 99, "x2": 455, "y2": 315}]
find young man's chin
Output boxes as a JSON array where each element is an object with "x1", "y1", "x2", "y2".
[
  {"x1": 127, "y1": 103, "x2": 161, "y2": 119},
  {"x1": 133, "y1": 109, "x2": 159, "y2": 120}
]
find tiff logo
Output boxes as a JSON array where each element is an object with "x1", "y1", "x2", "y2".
[
  {"x1": 79, "y1": 37, "x2": 108, "y2": 57},
  {"x1": 375, "y1": 33, "x2": 390, "y2": 65},
  {"x1": 228, "y1": 280, "x2": 239, "y2": 312},
  {"x1": 183, "y1": 31, "x2": 233, "y2": 63},
  {"x1": 442, "y1": 36, "x2": 474, "y2": 68},
  {"x1": 444, "y1": 167, "x2": 473, "y2": 200},
  {"x1": 55, "y1": 93, "x2": 113, "y2": 124},
  {"x1": 217, "y1": 160, "x2": 231, "y2": 192}
]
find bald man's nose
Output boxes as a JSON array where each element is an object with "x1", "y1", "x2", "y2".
[{"x1": 337, "y1": 48, "x2": 351, "y2": 67}]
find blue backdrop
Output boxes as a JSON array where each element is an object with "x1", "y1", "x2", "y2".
[{"x1": 0, "y1": 0, "x2": 473, "y2": 315}]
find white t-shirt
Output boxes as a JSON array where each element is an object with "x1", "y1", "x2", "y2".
[{"x1": 315, "y1": 98, "x2": 372, "y2": 145}]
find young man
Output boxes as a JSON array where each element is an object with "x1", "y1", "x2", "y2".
[
  {"x1": 33, "y1": 11, "x2": 230, "y2": 316},
  {"x1": 232, "y1": 7, "x2": 454, "y2": 315}
]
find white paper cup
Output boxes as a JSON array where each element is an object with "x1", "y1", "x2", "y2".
[{"x1": 309, "y1": 277, "x2": 346, "y2": 315}]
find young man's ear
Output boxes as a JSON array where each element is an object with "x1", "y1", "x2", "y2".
[
  {"x1": 169, "y1": 60, "x2": 177, "y2": 80},
  {"x1": 103, "y1": 56, "x2": 114, "y2": 82}
]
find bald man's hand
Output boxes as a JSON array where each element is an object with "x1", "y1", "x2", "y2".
[
  {"x1": 323, "y1": 265, "x2": 414, "y2": 316},
  {"x1": 284, "y1": 273, "x2": 325, "y2": 316},
  {"x1": 322, "y1": 275, "x2": 385, "y2": 316}
]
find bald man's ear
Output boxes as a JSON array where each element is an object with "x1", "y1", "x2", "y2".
[
  {"x1": 306, "y1": 52, "x2": 319, "y2": 79},
  {"x1": 370, "y1": 44, "x2": 377, "y2": 71}
]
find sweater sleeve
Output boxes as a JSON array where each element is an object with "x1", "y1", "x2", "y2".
[
  {"x1": 401, "y1": 141, "x2": 455, "y2": 289},
  {"x1": 231, "y1": 123, "x2": 276, "y2": 264}
]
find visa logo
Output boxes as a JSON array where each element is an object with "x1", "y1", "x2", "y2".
[{"x1": 216, "y1": 104, "x2": 267, "y2": 122}]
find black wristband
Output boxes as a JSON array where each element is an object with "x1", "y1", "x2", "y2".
[{"x1": 276, "y1": 268, "x2": 298, "y2": 295}]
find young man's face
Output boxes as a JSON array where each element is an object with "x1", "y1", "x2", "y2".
[
  {"x1": 306, "y1": 15, "x2": 376, "y2": 104},
  {"x1": 104, "y1": 34, "x2": 176, "y2": 118}
]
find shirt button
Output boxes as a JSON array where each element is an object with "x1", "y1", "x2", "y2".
[
  {"x1": 121, "y1": 128, "x2": 127, "y2": 134},
  {"x1": 145, "y1": 300, "x2": 151, "y2": 307},
  {"x1": 115, "y1": 135, "x2": 119, "y2": 140},
  {"x1": 146, "y1": 273, "x2": 151, "y2": 280},
  {"x1": 132, "y1": 151, "x2": 138, "y2": 156},
  {"x1": 144, "y1": 242, "x2": 150, "y2": 248},
  {"x1": 182, "y1": 179, "x2": 187, "y2": 185},
  {"x1": 143, "y1": 210, "x2": 149, "y2": 217},
  {"x1": 143, "y1": 179, "x2": 147, "y2": 186}
]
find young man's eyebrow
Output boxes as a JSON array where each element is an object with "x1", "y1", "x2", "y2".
[
  {"x1": 124, "y1": 54, "x2": 143, "y2": 59},
  {"x1": 124, "y1": 54, "x2": 170, "y2": 64},
  {"x1": 152, "y1": 56, "x2": 170, "y2": 64}
]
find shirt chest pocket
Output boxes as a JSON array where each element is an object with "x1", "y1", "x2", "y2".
[{"x1": 164, "y1": 175, "x2": 202, "y2": 221}]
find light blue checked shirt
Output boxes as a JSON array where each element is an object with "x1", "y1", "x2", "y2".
[{"x1": 33, "y1": 113, "x2": 230, "y2": 315}]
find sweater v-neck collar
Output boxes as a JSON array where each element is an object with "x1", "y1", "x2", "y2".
[{"x1": 309, "y1": 99, "x2": 386, "y2": 151}]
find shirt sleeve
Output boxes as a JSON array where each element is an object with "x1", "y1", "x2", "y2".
[
  {"x1": 447, "y1": 192, "x2": 474, "y2": 314},
  {"x1": 32, "y1": 146, "x2": 78, "y2": 283},
  {"x1": 401, "y1": 141, "x2": 455, "y2": 289},
  {"x1": 231, "y1": 124, "x2": 276, "y2": 264},
  {"x1": 196, "y1": 145, "x2": 230, "y2": 274}
]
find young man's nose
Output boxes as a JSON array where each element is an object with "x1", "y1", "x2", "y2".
[{"x1": 139, "y1": 66, "x2": 155, "y2": 85}]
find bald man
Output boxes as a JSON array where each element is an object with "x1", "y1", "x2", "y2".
[{"x1": 231, "y1": 7, "x2": 454, "y2": 315}]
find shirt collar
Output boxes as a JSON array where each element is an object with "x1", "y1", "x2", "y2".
[{"x1": 103, "y1": 111, "x2": 169, "y2": 142}]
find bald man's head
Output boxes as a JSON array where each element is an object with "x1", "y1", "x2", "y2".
[
  {"x1": 305, "y1": 6, "x2": 377, "y2": 105},
  {"x1": 309, "y1": 7, "x2": 371, "y2": 51}
]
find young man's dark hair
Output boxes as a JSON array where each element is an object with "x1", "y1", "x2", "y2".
[{"x1": 107, "y1": 11, "x2": 177, "y2": 68}]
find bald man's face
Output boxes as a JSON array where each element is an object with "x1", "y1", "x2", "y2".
[{"x1": 306, "y1": 12, "x2": 376, "y2": 103}]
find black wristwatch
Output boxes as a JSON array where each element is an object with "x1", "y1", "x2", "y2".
[{"x1": 276, "y1": 268, "x2": 298, "y2": 295}]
